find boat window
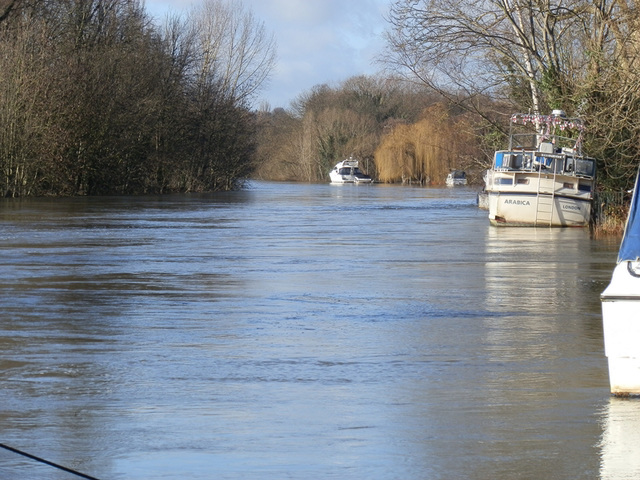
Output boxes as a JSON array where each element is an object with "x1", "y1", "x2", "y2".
[
  {"x1": 339, "y1": 168, "x2": 351, "y2": 175},
  {"x1": 552, "y1": 158, "x2": 564, "y2": 173},
  {"x1": 498, "y1": 178, "x2": 513, "y2": 185},
  {"x1": 501, "y1": 154, "x2": 523, "y2": 169},
  {"x1": 512, "y1": 154, "x2": 523, "y2": 169},
  {"x1": 578, "y1": 183, "x2": 591, "y2": 192},
  {"x1": 563, "y1": 183, "x2": 574, "y2": 189},
  {"x1": 536, "y1": 156, "x2": 554, "y2": 169},
  {"x1": 564, "y1": 159, "x2": 575, "y2": 173},
  {"x1": 496, "y1": 153, "x2": 519, "y2": 169},
  {"x1": 516, "y1": 178, "x2": 529, "y2": 185},
  {"x1": 575, "y1": 159, "x2": 594, "y2": 176}
]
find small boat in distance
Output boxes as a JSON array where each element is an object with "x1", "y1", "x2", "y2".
[
  {"x1": 484, "y1": 111, "x2": 596, "y2": 226},
  {"x1": 329, "y1": 157, "x2": 372, "y2": 184},
  {"x1": 446, "y1": 170, "x2": 467, "y2": 187},
  {"x1": 601, "y1": 169, "x2": 640, "y2": 396}
]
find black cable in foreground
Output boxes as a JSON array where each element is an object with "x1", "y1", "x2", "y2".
[{"x1": 0, "y1": 442, "x2": 101, "y2": 480}]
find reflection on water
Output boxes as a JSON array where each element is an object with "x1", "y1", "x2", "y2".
[
  {"x1": 600, "y1": 398, "x2": 640, "y2": 479},
  {"x1": 0, "y1": 181, "x2": 628, "y2": 479},
  {"x1": 483, "y1": 227, "x2": 608, "y2": 364}
]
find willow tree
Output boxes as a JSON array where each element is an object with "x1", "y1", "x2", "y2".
[{"x1": 375, "y1": 104, "x2": 479, "y2": 184}]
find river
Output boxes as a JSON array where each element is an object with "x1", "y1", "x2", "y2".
[{"x1": 0, "y1": 181, "x2": 637, "y2": 479}]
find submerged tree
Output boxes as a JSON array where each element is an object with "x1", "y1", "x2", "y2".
[{"x1": 0, "y1": 0, "x2": 276, "y2": 196}]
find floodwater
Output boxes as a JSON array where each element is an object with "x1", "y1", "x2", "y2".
[{"x1": 0, "y1": 181, "x2": 638, "y2": 479}]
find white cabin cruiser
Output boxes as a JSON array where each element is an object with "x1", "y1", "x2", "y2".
[
  {"x1": 329, "y1": 158, "x2": 372, "y2": 184},
  {"x1": 484, "y1": 111, "x2": 596, "y2": 226},
  {"x1": 446, "y1": 170, "x2": 467, "y2": 187},
  {"x1": 601, "y1": 169, "x2": 640, "y2": 395}
]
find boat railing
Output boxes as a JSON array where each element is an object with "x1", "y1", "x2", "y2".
[
  {"x1": 508, "y1": 133, "x2": 581, "y2": 154},
  {"x1": 509, "y1": 112, "x2": 586, "y2": 154}
]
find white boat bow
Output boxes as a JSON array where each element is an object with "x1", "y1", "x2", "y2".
[{"x1": 602, "y1": 168, "x2": 640, "y2": 395}]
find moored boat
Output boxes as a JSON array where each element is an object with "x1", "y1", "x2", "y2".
[
  {"x1": 484, "y1": 111, "x2": 596, "y2": 226},
  {"x1": 329, "y1": 157, "x2": 372, "y2": 184},
  {"x1": 601, "y1": 168, "x2": 640, "y2": 396},
  {"x1": 446, "y1": 170, "x2": 467, "y2": 187}
]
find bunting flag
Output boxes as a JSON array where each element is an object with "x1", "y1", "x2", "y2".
[{"x1": 510, "y1": 113, "x2": 586, "y2": 132}]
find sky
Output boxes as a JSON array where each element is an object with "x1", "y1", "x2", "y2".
[{"x1": 144, "y1": 0, "x2": 393, "y2": 108}]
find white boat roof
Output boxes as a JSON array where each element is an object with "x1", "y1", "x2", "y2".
[{"x1": 334, "y1": 158, "x2": 359, "y2": 168}]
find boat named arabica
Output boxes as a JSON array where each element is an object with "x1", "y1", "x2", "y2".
[{"x1": 485, "y1": 111, "x2": 596, "y2": 227}]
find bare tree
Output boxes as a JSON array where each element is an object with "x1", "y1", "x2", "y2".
[
  {"x1": 382, "y1": 0, "x2": 619, "y2": 116},
  {"x1": 188, "y1": 0, "x2": 276, "y2": 105},
  {"x1": 0, "y1": 0, "x2": 270, "y2": 196}
]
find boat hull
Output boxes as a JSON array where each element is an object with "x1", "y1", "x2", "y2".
[
  {"x1": 477, "y1": 192, "x2": 489, "y2": 210},
  {"x1": 602, "y1": 262, "x2": 640, "y2": 396},
  {"x1": 446, "y1": 179, "x2": 467, "y2": 187},
  {"x1": 329, "y1": 175, "x2": 354, "y2": 184},
  {"x1": 487, "y1": 191, "x2": 591, "y2": 227},
  {"x1": 329, "y1": 176, "x2": 372, "y2": 184},
  {"x1": 485, "y1": 168, "x2": 593, "y2": 227}
]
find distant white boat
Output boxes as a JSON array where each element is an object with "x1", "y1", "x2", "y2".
[
  {"x1": 484, "y1": 111, "x2": 596, "y2": 226},
  {"x1": 329, "y1": 157, "x2": 372, "y2": 184},
  {"x1": 446, "y1": 170, "x2": 467, "y2": 187},
  {"x1": 601, "y1": 168, "x2": 640, "y2": 396}
]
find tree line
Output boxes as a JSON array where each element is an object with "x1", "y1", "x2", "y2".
[
  {"x1": 2, "y1": 0, "x2": 638, "y2": 196},
  {"x1": 254, "y1": 76, "x2": 484, "y2": 185},
  {"x1": 0, "y1": 0, "x2": 275, "y2": 197}
]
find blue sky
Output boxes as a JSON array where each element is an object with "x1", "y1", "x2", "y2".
[{"x1": 144, "y1": 0, "x2": 392, "y2": 108}]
